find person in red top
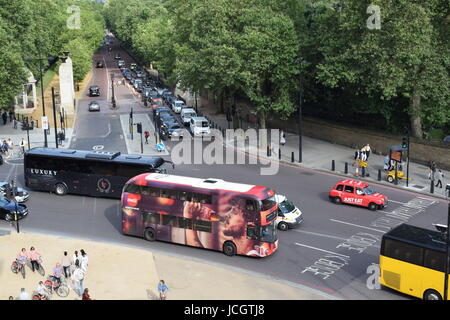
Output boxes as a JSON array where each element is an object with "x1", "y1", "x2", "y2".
[
  {"x1": 82, "y1": 288, "x2": 92, "y2": 300},
  {"x1": 144, "y1": 130, "x2": 150, "y2": 144}
]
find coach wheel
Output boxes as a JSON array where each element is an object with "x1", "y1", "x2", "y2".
[
  {"x1": 368, "y1": 203, "x2": 378, "y2": 211},
  {"x1": 333, "y1": 197, "x2": 341, "y2": 204},
  {"x1": 387, "y1": 176, "x2": 394, "y2": 183},
  {"x1": 223, "y1": 241, "x2": 237, "y2": 257},
  {"x1": 55, "y1": 183, "x2": 67, "y2": 196},
  {"x1": 424, "y1": 289, "x2": 442, "y2": 300},
  {"x1": 144, "y1": 228, "x2": 156, "y2": 242},
  {"x1": 278, "y1": 222, "x2": 289, "y2": 231}
]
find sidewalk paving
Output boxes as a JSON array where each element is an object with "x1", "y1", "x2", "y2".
[
  {"x1": 185, "y1": 99, "x2": 450, "y2": 200},
  {"x1": 0, "y1": 230, "x2": 329, "y2": 300}
]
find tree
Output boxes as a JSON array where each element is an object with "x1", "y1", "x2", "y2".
[{"x1": 315, "y1": 0, "x2": 450, "y2": 138}]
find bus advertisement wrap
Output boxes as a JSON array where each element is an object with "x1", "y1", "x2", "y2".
[{"x1": 121, "y1": 173, "x2": 279, "y2": 257}]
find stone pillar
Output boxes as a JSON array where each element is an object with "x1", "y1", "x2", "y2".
[{"x1": 59, "y1": 57, "x2": 75, "y2": 115}]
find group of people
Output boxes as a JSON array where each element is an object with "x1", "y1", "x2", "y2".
[
  {"x1": 353, "y1": 144, "x2": 371, "y2": 177},
  {"x1": 13, "y1": 247, "x2": 91, "y2": 300},
  {"x1": 0, "y1": 109, "x2": 14, "y2": 126}
]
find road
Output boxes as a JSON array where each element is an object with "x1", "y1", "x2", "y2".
[{"x1": 2, "y1": 37, "x2": 449, "y2": 300}]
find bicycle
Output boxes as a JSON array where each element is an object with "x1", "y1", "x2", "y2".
[
  {"x1": 11, "y1": 259, "x2": 26, "y2": 279},
  {"x1": 44, "y1": 276, "x2": 70, "y2": 298},
  {"x1": 30, "y1": 257, "x2": 46, "y2": 277},
  {"x1": 32, "y1": 289, "x2": 52, "y2": 300}
]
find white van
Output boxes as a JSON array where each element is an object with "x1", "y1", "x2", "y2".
[
  {"x1": 172, "y1": 100, "x2": 186, "y2": 113},
  {"x1": 181, "y1": 108, "x2": 197, "y2": 126},
  {"x1": 189, "y1": 116, "x2": 210, "y2": 137},
  {"x1": 274, "y1": 194, "x2": 303, "y2": 231}
]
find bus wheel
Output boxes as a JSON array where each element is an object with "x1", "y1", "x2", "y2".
[
  {"x1": 55, "y1": 183, "x2": 67, "y2": 196},
  {"x1": 368, "y1": 203, "x2": 377, "y2": 211},
  {"x1": 223, "y1": 241, "x2": 237, "y2": 257},
  {"x1": 424, "y1": 289, "x2": 442, "y2": 300},
  {"x1": 144, "y1": 228, "x2": 156, "y2": 242},
  {"x1": 278, "y1": 222, "x2": 289, "y2": 231}
]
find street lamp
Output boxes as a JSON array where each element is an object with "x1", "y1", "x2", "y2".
[
  {"x1": 296, "y1": 59, "x2": 308, "y2": 163},
  {"x1": 26, "y1": 54, "x2": 62, "y2": 148}
]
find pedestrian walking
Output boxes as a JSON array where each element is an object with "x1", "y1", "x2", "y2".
[
  {"x1": 80, "y1": 249, "x2": 88, "y2": 271},
  {"x1": 158, "y1": 280, "x2": 168, "y2": 300},
  {"x1": 28, "y1": 246, "x2": 42, "y2": 273},
  {"x1": 17, "y1": 288, "x2": 30, "y2": 300},
  {"x1": 2, "y1": 111, "x2": 7, "y2": 125},
  {"x1": 61, "y1": 251, "x2": 71, "y2": 278},
  {"x1": 13, "y1": 117, "x2": 17, "y2": 129},
  {"x1": 19, "y1": 138, "x2": 26, "y2": 155},
  {"x1": 82, "y1": 288, "x2": 92, "y2": 300},
  {"x1": 361, "y1": 144, "x2": 371, "y2": 159},
  {"x1": 9, "y1": 110, "x2": 13, "y2": 122},
  {"x1": 72, "y1": 250, "x2": 81, "y2": 270},
  {"x1": 144, "y1": 130, "x2": 150, "y2": 144},
  {"x1": 430, "y1": 161, "x2": 437, "y2": 180},
  {"x1": 435, "y1": 169, "x2": 444, "y2": 188},
  {"x1": 280, "y1": 130, "x2": 286, "y2": 146},
  {"x1": 73, "y1": 267, "x2": 85, "y2": 297}
]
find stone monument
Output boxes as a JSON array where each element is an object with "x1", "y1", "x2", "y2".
[{"x1": 59, "y1": 56, "x2": 75, "y2": 115}]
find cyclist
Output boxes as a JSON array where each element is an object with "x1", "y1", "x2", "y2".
[
  {"x1": 51, "y1": 263, "x2": 64, "y2": 287},
  {"x1": 28, "y1": 247, "x2": 42, "y2": 273},
  {"x1": 36, "y1": 281, "x2": 49, "y2": 300},
  {"x1": 16, "y1": 248, "x2": 27, "y2": 266}
]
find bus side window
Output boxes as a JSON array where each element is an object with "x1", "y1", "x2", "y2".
[
  {"x1": 179, "y1": 191, "x2": 192, "y2": 202},
  {"x1": 424, "y1": 249, "x2": 446, "y2": 272},
  {"x1": 246, "y1": 225, "x2": 258, "y2": 240},
  {"x1": 144, "y1": 212, "x2": 160, "y2": 225},
  {"x1": 193, "y1": 220, "x2": 212, "y2": 233},
  {"x1": 162, "y1": 215, "x2": 178, "y2": 227},
  {"x1": 160, "y1": 189, "x2": 170, "y2": 198},
  {"x1": 198, "y1": 194, "x2": 212, "y2": 204},
  {"x1": 178, "y1": 217, "x2": 193, "y2": 229},
  {"x1": 191, "y1": 193, "x2": 199, "y2": 203}
]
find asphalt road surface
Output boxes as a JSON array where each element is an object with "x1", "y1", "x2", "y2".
[{"x1": 2, "y1": 38, "x2": 449, "y2": 300}]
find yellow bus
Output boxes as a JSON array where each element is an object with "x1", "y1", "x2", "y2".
[{"x1": 380, "y1": 223, "x2": 449, "y2": 300}]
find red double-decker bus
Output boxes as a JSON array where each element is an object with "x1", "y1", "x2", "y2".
[{"x1": 121, "y1": 173, "x2": 279, "y2": 257}]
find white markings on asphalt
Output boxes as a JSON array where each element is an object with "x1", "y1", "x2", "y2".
[
  {"x1": 295, "y1": 243, "x2": 350, "y2": 259},
  {"x1": 293, "y1": 229, "x2": 349, "y2": 241},
  {"x1": 330, "y1": 219, "x2": 385, "y2": 233},
  {"x1": 387, "y1": 199, "x2": 406, "y2": 205},
  {"x1": 93, "y1": 145, "x2": 104, "y2": 150},
  {"x1": 100, "y1": 122, "x2": 112, "y2": 138}
]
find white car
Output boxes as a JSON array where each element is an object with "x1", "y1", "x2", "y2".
[
  {"x1": 181, "y1": 108, "x2": 197, "y2": 126},
  {"x1": 189, "y1": 117, "x2": 210, "y2": 137},
  {"x1": 274, "y1": 194, "x2": 303, "y2": 231},
  {"x1": 171, "y1": 100, "x2": 186, "y2": 113}
]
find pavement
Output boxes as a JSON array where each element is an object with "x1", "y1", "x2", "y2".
[
  {"x1": 0, "y1": 229, "x2": 327, "y2": 300},
  {"x1": 179, "y1": 100, "x2": 450, "y2": 200}
]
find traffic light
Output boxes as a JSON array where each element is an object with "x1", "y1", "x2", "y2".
[
  {"x1": 402, "y1": 129, "x2": 409, "y2": 149},
  {"x1": 136, "y1": 122, "x2": 142, "y2": 134}
]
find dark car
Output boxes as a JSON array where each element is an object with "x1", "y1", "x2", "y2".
[
  {"x1": 162, "y1": 121, "x2": 182, "y2": 137},
  {"x1": 158, "y1": 114, "x2": 176, "y2": 127},
  {"x1": 155, "y1": 106, "x2": 171, "y2": 116},
  {"x1": 118, "y1": 60, "x2": 125, "y2": 68},
  {"x1": 162, "y1": 91, "x2": 174, "y2": 101},
  {"x1": 0, "y1": 197, "x2": 28, "y2": 221},
  {"x1": 0, "y1": 182, "x2": 29, "y2": 203},
  {"x1": 96, "y1": 61, "x2": 104, "y2": 68},
  {"x1": 88, "y1": 101, "x2": 100, "y2": 112},
  {"x1": 114, "y1": 53, "x2": 121, "y2": 59},
  {"x1": 89, "y1": 86, "x2": 100, "y2": 97}
]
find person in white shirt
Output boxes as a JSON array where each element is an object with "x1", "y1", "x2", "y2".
[
  {"x1": 73, "y1": 267, "x2": 85, "y2": 297},
  {"x1": 36, "y1": 281, "x2": 49, "y2": 299},
  {"x1": 80, "y1": 249, "x2": 88, "y2": 270}
]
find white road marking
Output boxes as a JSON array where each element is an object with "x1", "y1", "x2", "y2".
[
  {"x1": 294, "y1": 243, "x2": 350, "y2": 258},
  {"x1": 388, "y1": 199, "x2": 407, "y2": 205},
  {"x1": 292, "y1": 229, "x2": 349, "y2": 242},
  {"x1": 99, "y1": 122, "x2": 112, "y2": 138},
  {"x1": 330, "y1": 219, "x2": 386, "y2": 233}
]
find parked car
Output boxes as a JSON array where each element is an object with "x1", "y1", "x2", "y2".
[
  {"x1": 329, "y1": 180, "x2": 388, "y2": 211},
  {"x1": 181, "y1": 108, "x2": 197, "y2": 126},
  {"x1": 118, "y1": 60, "x2": 125, "y2": 68},
  {"x1": 0, "y1": 182, "x2": 29, "y2": 203},
  {"x1": 89, "y1": 86, "x2": 100, "y2": 97},
  {"x1": 162, "y1": 121, "x2": 182, "y2": 138},
  {"x1": 96, "y1": 61, "x2": 104, "y2": 68},
  {"x1": 130, "y1": 63, "x2": 137, "y2": 71},
  {"x1": 274, "y1": 194, "x2": 303, "y2": 231},
  {"x1": 88, "y1": 101, "x2": 100, "y2": 112},
  {"x1": 114, "y1": 53, "x2": 121, "y2": 59},
  {"x1": 158, "y1": 114, "x2": 176, "y2": 129},
  {"x1": 133, "y1": 79, "x2": 143, "y2": 92},
  {"x1": 162, "y1": 91, "x2": 173, "y2": 101},
  {"x1": 189, "y1": 116, "x2": 210, "y2": 137},
  {"x1": 122, "y1": 68, "x2": 130, "y2": 75},
  {"x1": 136, "y1": 71, "x2": 143, "y2": 78},
  {"x1": 0, "y1": 197, "x2": 28, "y2": 221}
]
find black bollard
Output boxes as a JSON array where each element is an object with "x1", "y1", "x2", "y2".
[
  {"x1": 430, "y1": 180, "x2": 434, "y2": 194},
  {"x1": 267, "y1": 146, "x2": 271, "y2": 157},
  {"x1": 378, "y1": 169, "x2": 381, "y2": 181},
  {"x1": 278, "y1": 149, "x2": 281, "y2": 160},
  {"x1": 345, "y1": 162, "x2": 348, "y2": 174},
  {"x1": 291, "y1": 151, "x2": 294, "y2": 163},
  {"x1": 331, "y1": 160, "x2": 335, "y2": 171}
]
